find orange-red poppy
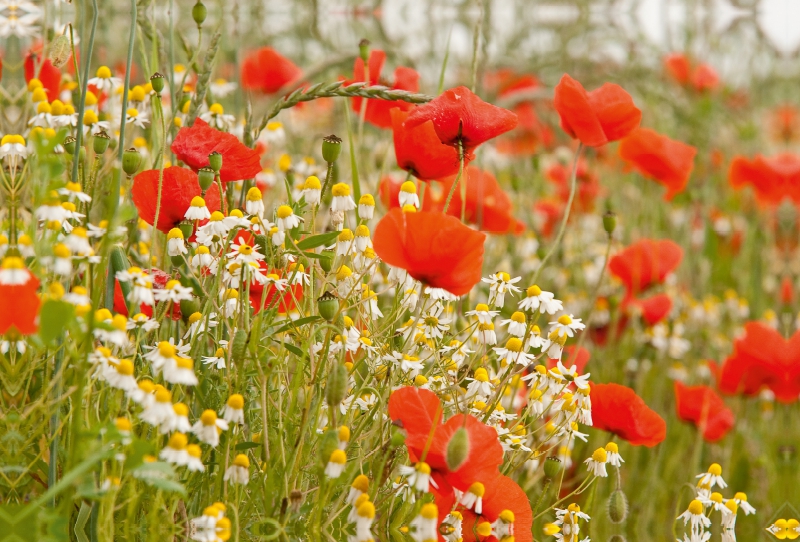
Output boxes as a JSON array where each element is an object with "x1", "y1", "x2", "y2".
[
  {"x1": 728, "y1": 153, "x2": 800, "y2": 206},
  {"x1": 390, "y1": 108, "x2": 466, "y2": 180},
  {"x1": 608, "y1": 238, "x2": 683, "y2": 297},
  {"x1": 349, "y1": 50, "x2": 420, "y2": 129},
  {"x1": 24, "y1": 53, "x2": 61, "y2": 102},
  {"x1": 590, "y1": 383, "x2": 666, "y2": 447},
  {"x1": 0, "y1": 264, "x2": 40, "y2": 336},
  {"x1": 131, "y1": 167, "x2": 222, "y2": 233},
  {"x1": 719, "y1": 322, "x2": 800, "y2": 403},
  {"x1": 114, "y1": 269, "x2": 177, "y2": 319},
  {"x1": 674, "y1": 381, "x2": 734, "y2": 442},
  {"x1": 553, "y1": 74, "x2": 641, "y2": 147},
  {"x1": 373, "y1": 208, "x2": 485, "y2": 296},
  {"x1": 545, "y1": 159, "x2": 602, "y2": 213},
  {"x1": 405, "y1": 86, "x2": 518, "y2": 151},
  {"x1": 171, "y1": 118, "x2": 263, "y2": 183},
  {"x1": 618, "y1": 127, "x2": 697, "y2": 200},
  {"x1": 691, "y1": 64, "x2": 719, "y2": 92},
  {"x1": 240, "y1": 47, "x2": 302, "y2": 94},
  {"x1": 663, "y1": 53, "x2": 691, "y2": 85}
]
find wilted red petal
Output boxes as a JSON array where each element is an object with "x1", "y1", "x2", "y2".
[
  {"x1": 131, "y1": 167, "x2": 222, "y2": 233},
  {"x1": 619, "y1": 128, "x2": 697, "y2": 200},
  {"x1": 674, "y1": 381, "x2": 734, "y2": 442},
  {"x1": 553, "y1": 74, "x2": 641, "y2": 147},
  {"x1": 171, "y1": 118, "x2": 262, "y2": 183},
  {"x1": 240, "y1": 47, "x2": 302, "y2": 94},
  {"x1": 373, "y1": 209, "x2": 486, "y2": 296},
  {"x1": 405, "y1": 86, "x2": 518, "y2": 149},
  {"x1": 591, "y1": 383, "x2": 666, "y2": 447}
]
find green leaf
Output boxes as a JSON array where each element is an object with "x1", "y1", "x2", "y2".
[
  {"x1": 234, "y1": 442, "x2": 260, "y2": 451},
  {"x1": 131, "y1": 461, "x2": 185, "y2": 494},
  {"x1": 282, "y1": 343, "x2": 305, "y2": 358},
  {"x1": 296, "y1": 231, "x2": 340, "y2": 251},
  {"x1": 39, "y1": 300, "x2": 75, "y2": 344},
  {"x1": 270, "y1": 316, "x2": 321, "y2": 335}
]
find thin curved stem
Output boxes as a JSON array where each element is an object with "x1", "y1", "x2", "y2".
[{"x1": 70, "y1": 0, "x2": 99, "y2": 183}]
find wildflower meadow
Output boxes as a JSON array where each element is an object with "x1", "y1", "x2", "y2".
[{"x1": 2, "y1": 1, "x2": 800, "y2": 541}]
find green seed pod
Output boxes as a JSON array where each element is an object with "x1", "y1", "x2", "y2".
[
  {"x1": 326, "y1": 362, "x2": 348, "y2": 409},
  {"x1": 231, "y1": 328, "x2": 248, "y2": 364},
  {"x1": 321, "y1": 135, "x2": 342, "y2": 164},
  {"x1": 198, "y1": 167, "x2": 216, "y2": 191},
  {"x1": 92, "y1": 130, "x2": 111, "y2": 154},
  {"x1": 445, "y1": 427, "x2": 470, "y2": 471},
  {"x1": 150, "y1": 72, "x2": 166, "y2": 94},
  {"x1": 178, "y1": 220, "x2": 194, "y2": 240},
  {"x1": 49, "y1": 34, "x2": 72, "y2": 68},
  {"x1": 179, "y1": 298, "x2": 200, "y2": 321},
  {"x1": 358, "y1": 38, "x2": 371, "y2": 63},
  {"x1": 603, "y1": 211, "x2": 617, "y2": 236},
  {"x1": 208, "y1": 151, "x2": 222, "y2": 172},
  {"x1": 192, "y1": 0, "x2": 207, "y2": 26},
  {"x1": 390, "y1": 428, "x2": 406, "y2": 448},
  {"x1": 317, "y1": 291, "x2": 340, "y2": 322},
  {"x1": 607, "y1": 489, "x2": 629, "y2": 524},
  {"x1": 78, "y1": 146, "x2": 86, "y2": 164},
  {"x1": 319, "y1": 250, "x2": 334, "y2": 273},
  {"x1": 63, "y1": 136, "x2": 77, "y2": 154},
  {"x1": 543, "y1": 457, "x2": 563, "y2": 480},
  {"x1": 122, "y1": 147, "x2": 142, "y2": 176}
]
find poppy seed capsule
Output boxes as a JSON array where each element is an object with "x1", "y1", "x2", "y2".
[
  {"x1": 544, "y1": 457, "x2": 563, "y2": 479},
  {"x1": 92, "y1": 130, "x2": 111, "y2": 154},
  {"x1": 603, "y1": 211, "x2": 617, "y2": 235},
  {"x1": 63, "y1": 136, "x2": 77, "y2": 154},
  {"x1": 326, "y1": 362, "x2": 348, "y2": 408},
  {"x1": 122, "y1": 147, "x2": 142, "y2": 175},
  {"x1": 150, "y1": 72, "x2": 165, "y2": 94},
  {"x1": 231, "y1": 329, "x2": 248, "y2": 364},
  {"x1": 358, "y1": 39, "x2": 371, "y2": 63},
  {"x1": 322, "y1": 135, "x2": 342, "y2": 164},
  {"x1": 607, "y1": 489, "x2": 629, "y2": 524},
  {"x1": 445, "y1": 427, "x2": 470, "y2": 471},
  {"x1": 317, "y1": 291, "x2": 339, "y2": 322},
  {"x1": 179, "y1": 298, "x2": 200, "y2": 321},
  {"x1": 208, "y1": 151, "x2": 223, "y2": 172},
  {"x1": 390, "y1": 428, "x2": 406, "y2": 447},
  {"x1": 192, "y1": 0, "x2": 207, "y2": 26},
  {"x1": 178, "y1": 220, "x2": 194, "y2": 240},
  {"x1": 198, "y1": 167, "x2": 215, "y2": 191}
]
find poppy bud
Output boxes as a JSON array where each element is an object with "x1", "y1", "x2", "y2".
[
  {"x1": 63, "y1": 136, "x2": 77, "y2": 154},
  {"x1": 445, "y1": 427, "x2": 470, "y2": 471},
  {"x1": 77, "y1": 146, "x2": 87, "y2": 164},
  {"x1": 49, "y1": 34, "x2": 72, "y2": 68},
  {"x1": 358, "y1": 39, "x2": 370, "y2": 63},
  {"x1": 178, "y1": 220, "x2": 194, "y2": 240},
  {"x1": 317, "y1": 291, "x2": 340, "y2": 322},
  {"x1": 603, "y1": 211, "x2": 617, "y2": 236},
  {"x1": 180, "y1": 298, "x2": 200, "y2": 321},
  {"x1": 208, "y1": 151, "x2": 223, "y2": 172},
  {"x1": 319, "y1": 250, "x2": 334, "y2": 273},
  {"x1": 93, "y1": 130, "x2": 111, "y2": 154},
  {"x1": 322, "y1": 135, "x2": 342, "y2": 164},
  {"x1": 254, "y1": 234, "x2": 269, "y2": 258},
  {"x1": 192, "y1": 0, "x2": 207, "y2": 26},
  {"x1": 607, "y1": 489, "x2": 629, "y2": 524},
  {"x1": 122, "y1": 147, "x2": 142, "y2": 176},
  {"x1": 543, "y1": 457, "x2": 562, "y2": 479},
  {"x1": 198, "y1": 167, "x2": 216, "y2": 191},
  {"x1": 326, "y1": 362, "x2": 348, "y2": 409},
  {"x1": 231, "y1": 328, "x2": 248, "y2": 364},
  {"x1": 150, "y1": 72, "x2": 166, "y2": 95},
  {"x1": 390, "y1": 428, "x2": 406, "y2": 447}
]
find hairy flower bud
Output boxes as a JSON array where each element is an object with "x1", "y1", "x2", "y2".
[
  {"x1": 607, "y1": 489, "x2": 629, "y2": 524},
  {"x1": 319, "y1": 250, "x2": 335, "y2": 273},
  {"x1": 326, "y1": 362, "x2": 348, "y2": 408},
  {"x1": 49, "y1": 34, "x2": 72, "y2": 68},
  {"x1": 231, "y1": 329, "x2": 248, "y2": 364},
  {"x1": 445, "y1": 427, "x2": 470, "y2": 471}
]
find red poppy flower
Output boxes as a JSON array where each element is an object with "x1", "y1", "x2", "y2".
[
  {"x1": 373, "y1": 209, "x2": 485, "y2": 296},
  {"x1": 772, "y1": 105, "x2": 800, "y2": 142},
  {"x1": 450, "y1": 474, "x2": 534, "y2": 542},
  {"x1": 608, "y1": 239, "x2": 683, "y2": 297},
  {"x1": 0, "y1": 265, "x2": 40, "y2": 335},
  {"x1": 388, "y1": 387, "x2": 503, "y2": 492},
  {"x1": 250, "y1": 268, "x2": 304, "y2": 314},
  {"x1": 691, "y1": 64, "x2": 719, "y2": 92},
  {"x1": 546, "y1": 159, "x2": 602, "y2": 212},
  {"x1": 391, "y1": 108, "x2": 466, "y2": 180},
  {"x1": 405, "y1": 86, "x2": 518, "y2": 150},
  {"x1": 664, "y1": 53, "x2": 691, "y2": 85},
  {"x1": 553, "y1": 74, "x2": 641, "y2": 147},
  {"x1": 25, "y1": 53, "x2": 62, "y2": 102},
  {"x1": 618, "y1": 128, "x2": 697, "y2": 200},
  {"x1": 590, "y1": 383, "x2": 666, "y2": 447},
  {"x1": 171, "y1": 118, "x2": 262, "y2": 183},
  {"x1": 719, "y1": 322, "x2": 800, "y2": 403},
  {"x1": 533, "y1": 200, "x2": 561, "y2": 238},
  {"x1": 546, "y1": 345, "x2": 590, "y2": 374},
  {"x1": 113, "y1": 269, "x2": 175, "y2": 318},
  {"x1": 240, "y1": 47, "x2": 302, "y2": 94},
  {"x1": 628, "y1": 293, "x2": 672, "y2": 325},
  {"x1": 728, "y1": 153, "x2": 800, "y2": 206},
  {"x1": 131, "y1": 167, "x2": 222, "y2": 233},
  {"x1": 674, "y1": 381, "x2": 734, "y2": 442},
  {"x1": 349, "y1": 50, "x2": 420, "y2": 129}
]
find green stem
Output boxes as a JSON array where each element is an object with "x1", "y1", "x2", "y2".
[
  {"x1": 442, "y1": 139, "x2": 465, "y2": 214},
  {"x1": 70, "y1": 0, "x2": 99, "y2": 183}
]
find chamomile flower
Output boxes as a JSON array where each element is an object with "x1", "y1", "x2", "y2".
[
  {"x1": 696, "y1": 463, "x2": 727, "y2": 489},
  {"x1": 358, "y1": 194, "x2": 375, "y2": 219},
  {"x1": 409, "y1": 503, "x2": 439, "y2": 542},
  {"x1": 494, "y1": 337, "x2": 535, "y2": 366},
  {"x1": 275, "y1": 204, "x2": 302, "y2": 230},
  {"x1": 163, "y1": 356, "x2": 198, "y2": 386},
  {"x1": 325, "y1": 449, "x2": 347, "y2": 478},
  {"x1": 201, "y1": 103, "x2": 235, "y2": 130},
  {"x1": 302, "y1": 176, "x2": 322, "y2": 205},
  {"x1": 126, "y1": 107, "x2": 149, "y2": 129},
  {"x1": 398, "y1": 181, "x2": 420, "y2": 208},
  {"x1": 549, "y1": 314, "x2": 585, "y2": 339},
  {"x1": 458, "y1": 482, "x2": 485, "y2": 514},
  {"x1": 140, "y1": 387, "x2": 175, "y2": 426},
  {"x1": 210, "y1": 78, "x2": 237, "y2": 97},
  {"x1": 584, "y1": 447, "x2": 608, "y2": 477},
  {"x1": 482, "y1": 271, "x2": 522, "y2": 308},
  {"x1": 500, "y1": 311, "x2": 528, "y2": 337},
  {"x1": 731, "y1": 492, "x2": 756, "y2": 515},
  {"x1": 153, "y1": 279, "x2": 194, "y2": 303},
  {"x1": 604, "y1": 442, "x2": 624, "y2": 467},
  {"x1": 88, "y1": 66, "x2": 121, "y2": 93},
  {"x1": 678, "y1": 499, "x2": 712, "y2": 532},
  {"x1": 399, "y1": 462, "x2": 435, "y2": 493},
  {"x1": 191, "y1": 409, "x2": 229, "y2": 447},
  {"x1": 161, "y1": 403, "x2": 192, "y2": 434},
  {"x1": 330, "y1": 183, "x2": 356, "y2": 212},
  {"x1": 519, "y1": 284, "x2": 563, "y2": 314},
  {"x1": 160, "y1": 432, "x2": 190, "y2": 465},
  {"x1": 223, "y1": 454, "x2": 250, "y2": 484},
  {"x1": 0, "y1": 134, "x2": 29, "y2": 163},
  {"x1": 223, "y1": 394, "x2": 245, "y2": 425},
  {"x1": 465, "y1": 368, "x2": 494, "y2": 399},
  {"x1": 185, "y1": 445, "x2": 205, "y2": 472},
  {"x1": 191, "y1": 245, "x2": 215, "y2": 270},
  {"x1": 466, "y1": 303, "x2": 499, "y2": 324}
]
